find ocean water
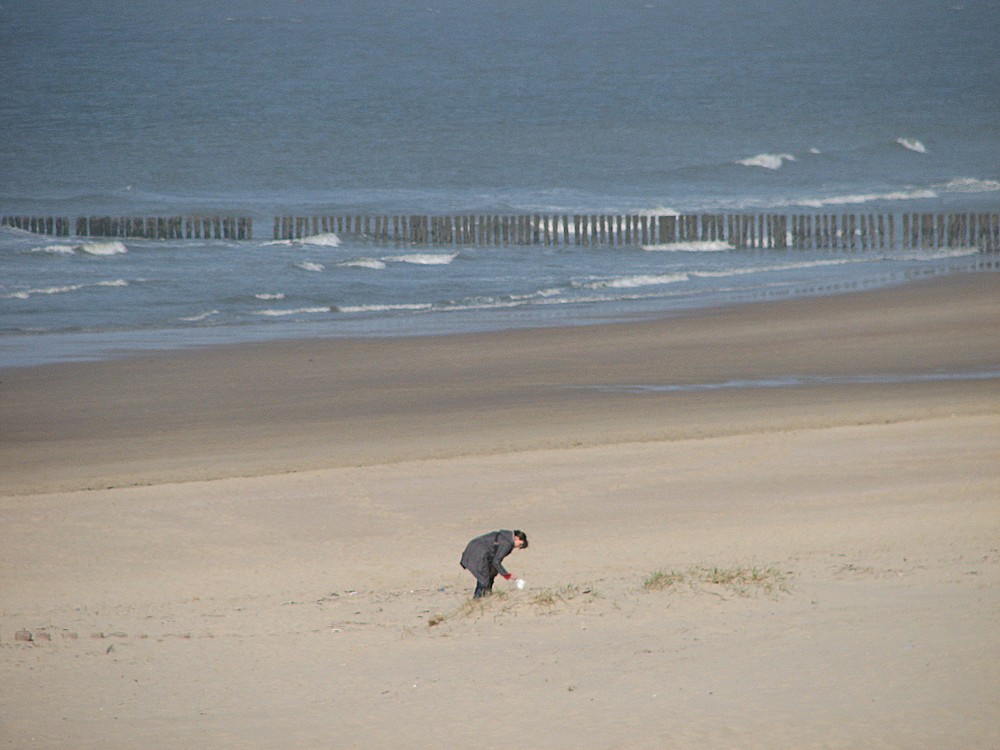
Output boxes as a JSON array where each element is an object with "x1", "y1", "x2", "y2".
[{"x1": 2, "y1": 0, "x2": 998, "y2": 367}]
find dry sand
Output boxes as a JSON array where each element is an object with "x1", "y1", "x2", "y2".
[{"x1": 1, "y1": 273, "x2": 998, "y2": 749}]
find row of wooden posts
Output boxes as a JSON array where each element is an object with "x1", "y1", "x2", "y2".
[
  {"x1": 0, "y1": 215, "x2": 253, "y2": 240},
  {"x1": 274, "y1": 212, "x2": 1000, "y2": 252},
  {"x1": 3, "y1": 212, "x2": 999, "y2": 252}
]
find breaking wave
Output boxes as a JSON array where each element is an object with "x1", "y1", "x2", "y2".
[
  {"x1": 383, "y1": 253, "x2": 458, "y2": 265},
  {"x1": 643, "y1": 241, "x2": 732, "y2": 252},
  {"x1": 294, "y1": 261, "x2": 325, "y2": 272},
  {"x1": 338, "y1": 258, "x2": 387, "y2": 270},
  {"x1": 78, "y1": 241, "x2": 128, "y2": 255},
  {"x1": 942, "y1": 177, "x2": 1000, "y2": 193},
  {"x1": 896, "y1": 137, "x2": 927, "y2": 154},
  {"x1": 738, "y1": 153, "x2": 797, "y2": 170},
  {"x1": 3, "y1": 279, "x2": 129, "y2": 300}
]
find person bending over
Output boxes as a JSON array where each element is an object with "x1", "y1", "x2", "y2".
[{"x1": 460, "y1": 529, "x2": 528, "y2": 598}]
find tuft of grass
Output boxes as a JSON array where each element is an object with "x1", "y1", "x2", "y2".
[
  {"x1": 429, "y1": 589, "x2": 510, "y2": 627},
  {"x1": 643, "y1": 570, "x2": 685, "y2": 591},
  {"x1": 644, "y1": 564, "x2": 790, "y2": 596},
  {"x1": 427, "y1": 583, "x2": 599, "y2": 628},
  {"x1": 529, "y1": 584, "x2": 591, "y2": 608}
]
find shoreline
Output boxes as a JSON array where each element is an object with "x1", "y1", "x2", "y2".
[
  {"x1": 2, "y1": 271, "x2": 997, "y2": 496},
  {"x1": 2, "y1": 256, "x2": 997, "y2": 371}
]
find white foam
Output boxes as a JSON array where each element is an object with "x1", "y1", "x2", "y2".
[
  {"x1": 254, "y1": 292, "x2": 286, "y2": 300},
  {"x1": 639, "y1": 207, "x2": 681, "y2": 217},
  {"x1": 336, "y1": 302, "x2": 435, "y2": 313},
  {"x1": 299, "y1": 232, "x2": 342, "y2": 247},
  {"x1": 78, "y1": 241, "x2": 128, "y2": 255},
  {"x1": 509, "y1": 288, "x2": 562, "y2": 301},
  {"x1": 808, "y1": 147, "x2": 822, "y2": 154},
  {"x1": 0, "y1": 225, "x2": 36, "y2": 237},
  {"x1": 690, "y1": 259, "x2": 856, "y2": 280},
  {"x1": 30, "y1": 244, "x2": 77, "y2": 255},
  {"x1": 738, "y1": 153, "x2": 796, "y2": 170},
  {"x1": 797, "y1": 188, "x2": 937, "y2": 208},
  {"x1": 643, "y1": 241, "x2": 732, "y2": 252},
  {"x1": 583, "y1": 273, "x2": 688, "y2": 290},
  {"x1": 255, "y1": 306, "x2": 332, "y2": 316},
  {"x1": 898, "y1": 246, "x2": 981, "y2": 260},
  {"x1": 3, "y1": 278, "x2": 129, "y2": 299},
  {"x1": 294, "y1": 261, "x2": 325, "y2": 272},
  {"x1": 383, "y1": 253, "x2": 458, "y2": 265},
  {"x1": 896, "y1": 137, "x2": 927, "y2": 154},
  {"x1": 942, "y1": 177, "x2": 1000, "y2": 193},
  {"x1": 339, "y1": 258, "x2": 387, "y2": 270},
  {"x1": 180, "y1": 310, "x2": 219, "y2": 322},
  {"x1": 4, "y1": 285, "x2": 80, "y2": 299}
]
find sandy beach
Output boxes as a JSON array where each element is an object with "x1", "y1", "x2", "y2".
[{"x1": 1, "y1": 272, "x2": 998, "y2": 749}]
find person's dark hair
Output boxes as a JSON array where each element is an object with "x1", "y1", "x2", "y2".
[{"x1": 514, "y1": 530, "x2": 528, "y2": 548}]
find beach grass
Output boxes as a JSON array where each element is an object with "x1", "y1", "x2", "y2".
[{"x1": 644, "y1": 564, "x2": 789, "y2": 596}]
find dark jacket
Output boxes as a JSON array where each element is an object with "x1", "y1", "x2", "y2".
[{"x1": 460, "y1": 530, "x2": 515, "y2": 585}]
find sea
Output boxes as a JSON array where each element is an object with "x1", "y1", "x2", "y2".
[{"x1": 2, "y1": 0, "x2": 998, "y2": 368}]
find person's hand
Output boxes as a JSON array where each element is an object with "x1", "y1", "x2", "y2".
[{"x1": 502, "y1": 573, "x2": 513, "y2": 580}]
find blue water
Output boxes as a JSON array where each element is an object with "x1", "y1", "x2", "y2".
[{"x1": 2, "y1": 0, "x2": 999, "y2": 367}]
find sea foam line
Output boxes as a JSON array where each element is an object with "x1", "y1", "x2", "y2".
[
  {"x1": 941, "y1": 177, "x2": 1000, "y2": 193},
  {"x1": 30, "y1": 244, "x2": 77, "y2": 255},
  {"x1": 795, "y1": 188, "x2": 938, "y2": 208},
  {"x1": 582, "y1": 273, "x2": 689, "y2": 290},
  {"x1": 265, "y1": 232, "x2": 341, "y2": 247},
  {"x1": 382, "y1": 253, "x2": 458, "y2": 265},
  {"x1": 179, "y1": 310, "x2": 220, "y2": 322},
  {"x1": 27, "y1": 241, "x2": 129, "y2": 256},
  {"x1": 335, "y1": 302, "x2": 435, "y2": 313},
  {"x1": 643, "y1": 241, "x2": 732, "y2": 252},
  {"x1": 3, "y1": 279, "x2": 129, "y2": 300},
  {"x1": 254, "y1": 306, "x2": 332, "y2": 316}
]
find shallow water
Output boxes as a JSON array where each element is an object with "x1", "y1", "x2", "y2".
[{"x1": 2, "y1": 0, "x2": 998, "y2": 366}]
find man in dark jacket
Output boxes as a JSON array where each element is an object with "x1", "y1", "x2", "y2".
[{"x1": 460, "y1": 529, "x2": 528, "y2": 598}]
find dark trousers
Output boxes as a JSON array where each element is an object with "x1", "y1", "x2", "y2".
[{"x1": 473, "y1": 572, "x2": 497, "y2": 598}]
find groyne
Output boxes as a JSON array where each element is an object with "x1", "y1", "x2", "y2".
[
  {"x1": 0, "y1": 215, "x2": 253, "y2": 240},
  {"x1": 3, "y1": 212, "x2": 998, "y2": 251}
]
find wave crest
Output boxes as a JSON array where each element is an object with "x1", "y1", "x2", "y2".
[
  {"x1": 299, "y1": 233, "x2": 341, "y2": 247},
  {"x1": 255, "y1": 306, "x2": 332, "y2": 316},
  {"x1": 79, "y1": 241, "x2": 128, "y2": 255},
  {"x1": 942, "y1": 177, "x2": 1000, "y2": 193},
  {"x1": 643, "y1": 241, "x2": 732, "y2": 252},
  {"x1": 896, "y1": 137, "x2": 927, "y2": 154},
  {"x1": 383, "y1": 253, "x2": 458, "y2": 265},
  {"x1": 339, "y1": 258, "x2": 387, "y2": 270},
  {"x1": 294, "y1": 261, "x2": 325, "y2": 272},
  {"x1": 582, "y1": 273, "x2": 688, "y2": 290},
  {"x1": 738, "y1": 153, "x2": 796, "y2": 170},
  {"x1": 3, "y1": 279, "x2": 129, "y2": 299},
  {"x1": 797, "y1": 189, "x2": 937, "y2": 208}
]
